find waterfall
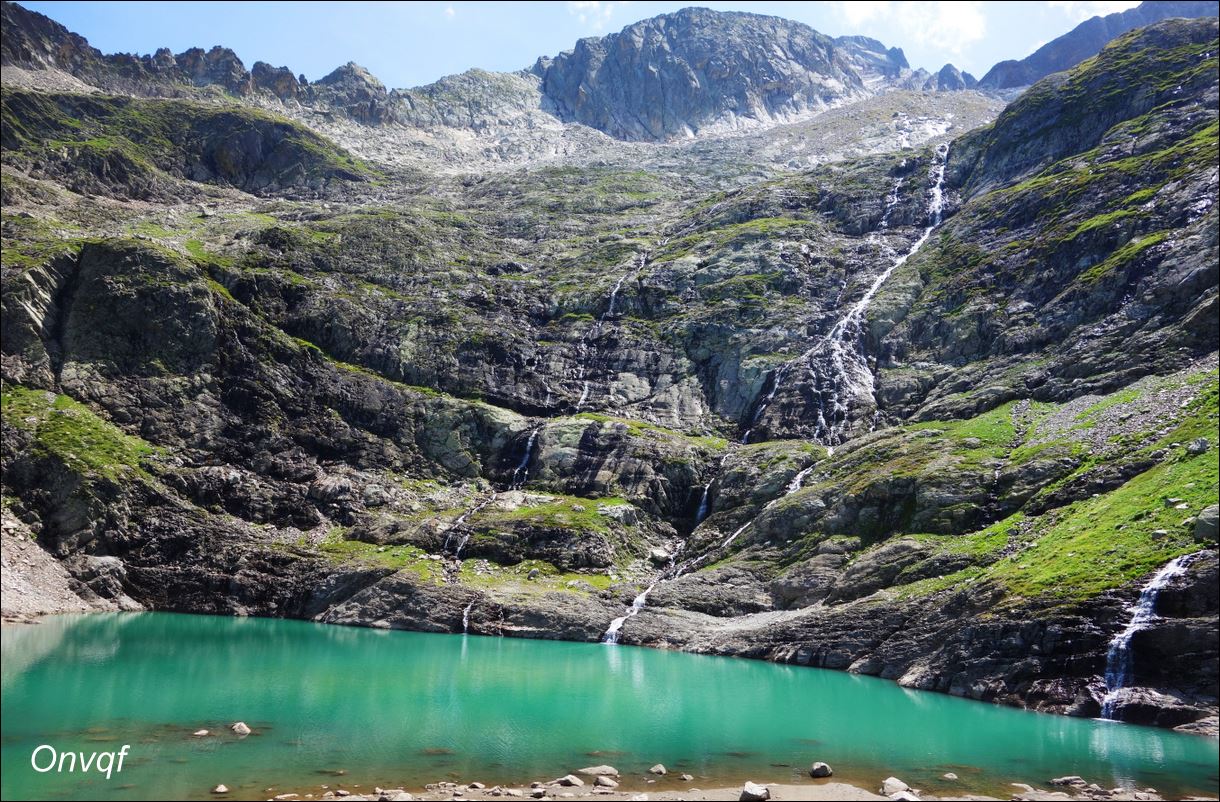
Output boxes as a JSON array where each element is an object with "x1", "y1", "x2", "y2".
[
  {"x1": 694, "y1": 483, "x2": 712, "y2": 524},
  {"x1": 574, "y1": 250, "x2": 647, "y2": 411},
  {"x1": 805, "y1": 143, "x2": 948, "y2": 445},
  {"x1": 785, "y1": 465, "x2": 815, "y2": 495},
  {"x1": 720, "y1": 521, "x2": 751, "y2": 550},
  {"x1": 603, "y1": 459, "x2": 816, "y2": 643},
  {"x1": 462, "y1": 600, "x2": 474, "y2": 634},
  {"x1": 444, "y1": 493, "x2": 497, "y2": 558},
  {"x1": 602, "y1": 584, "x2": 657, "y2": 644},
  {"x1": 1100, "y1": 552, "x2": 1203, "y2": 719},
  {"x1": 509, "y1": 427, "x2": 540, "y2": 490},
  {"x1": 742, "y1": 144, "x2": 949, "y2": 445}
]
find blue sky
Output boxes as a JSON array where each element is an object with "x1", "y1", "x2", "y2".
[{"x1": 22, "y1": 1, "x2": 1142, "y2": 88}]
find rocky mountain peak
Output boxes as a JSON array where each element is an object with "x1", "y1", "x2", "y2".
[
  {"x1": 317, "y1": 61, "x2": 385, "y2": 92},
  {"x1": 1, "y1": 0, "x2": 100, "y2": 73},
  {"x1": 536, "y1": 6, "x2": 867, "y2": 140},
  {"x1": 174, "y1": 45, "x2": 250, "y2": 93},
  {"x1": 927, "y1": 63, "x2": 977, "y2": 91}
]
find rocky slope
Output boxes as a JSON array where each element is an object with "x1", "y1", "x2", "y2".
[
  {"x1": 978, "y1": 0, "x2": 1218, "y2": 90},
  {"x1": 1, "y1": 4, "x2": 1217, "y2": 736}
]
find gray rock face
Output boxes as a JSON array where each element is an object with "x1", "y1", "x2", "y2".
[
  {"x1": 834, "y1": 35, "x2": 909, "y2": 85},
  {"x1": 536, "y1": 7, "x2": 867, "y2": 141},
  {"x1": 979, "y1": 0, "x2": 1219, "y2": 89}
]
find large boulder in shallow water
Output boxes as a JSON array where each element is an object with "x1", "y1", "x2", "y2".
[
  {"x1": 809, "y1": 761, "x2": 833, "y2": 778},
  {"x1": 882, "y1": 777, "x2": 910, "y2": 795},
  {"x1": 577, "y1": 765, "x2": 619, "y2": 777}
]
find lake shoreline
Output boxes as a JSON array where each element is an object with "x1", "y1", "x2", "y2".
[
  {"x1": 4, "y1": 605, "x2": 1218, "y2": 741},
  {"x1": 3, "y1": 613, "x2": 1217, "y2": 802}
]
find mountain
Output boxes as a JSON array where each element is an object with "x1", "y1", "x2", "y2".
[
  {"x1": 979, "y1": 0, "x2": 1219, "y2": 89},
  {"x1": 1, "y1": 0, "x2": 1217, "y2": 739},
  {"x1": 1, "y1": 2, "x2": 981, "y2": 145},
  {"x1": 533, "y1": 8, "x2": 870, "y2": 140}
]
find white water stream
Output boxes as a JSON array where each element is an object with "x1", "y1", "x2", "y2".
[
  {"x1": 574, "y1": 249, "x2": 650, "y2": 410},
  {"x1": 509, "y1": 427, "x2": 540, "y2": 490},
  {"x1": 444, "y1": 494, "x2": 498, "y2": 558},
  {"x1": 1099, "y1": 551, "x2": 1204, "y2": 719},
  {"x1": 743, "y1": 144, "x2": 949, "y2": 445},
  {"x1": 603, "y1": 461, "x2": 817, "y2": 643},
  {"x1": 604, "y1": 149, "x2": 952, "y2": 643}
]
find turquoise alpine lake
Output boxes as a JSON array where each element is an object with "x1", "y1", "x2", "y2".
[{"x1": 2, "y1": 613, "x2": 1216, "y2": 800}]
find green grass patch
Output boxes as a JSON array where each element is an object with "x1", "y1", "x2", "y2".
[{"x1": 1, "y1": 384, "x2": 155, "y2": 479}]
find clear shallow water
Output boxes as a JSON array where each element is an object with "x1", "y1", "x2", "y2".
[{"x1": 1, "y1": 613, "x2": 1216, "y2": 801}]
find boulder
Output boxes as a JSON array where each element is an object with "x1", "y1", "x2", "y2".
[
  {"x1": 809, "y1": 762, "x2": 833, "y2": 778},
  {"x1": 594, "y1": 777, "x2": 618, "y2": 788},
  {"x1": 740, "y1": 782, "x2": 770, "y2": 801},
  {"x1": 648, "y1": 764, "x2": 666, "y2": 775},
  {"x1": 193, "y1": 729, "x2": 210, "y2": 736},
  {"x1": 553, "y1": 775, "x2": 584, "y2": 787},
  {"x1": 1050, "y1": 776, "x2": 1087, "y2": 787},
  {"x1": 577, "y1": 766, "x2": 619, "y2": 777},
  {"x1": 882, "y1": 778, "x2": 909, "y2": 795},
  {"x1": 1194, "y1": 504, "x2": 1218, "y2": 542},
  {"x1": 1186, "y1": 438, "x2": 1210, "y2": 455},
  {"x1": 230, "y1": 721, "x2": 251, "y2": 736},
  {"x1": 212, "y1": 786, "x2": 229, "y2": 795}
]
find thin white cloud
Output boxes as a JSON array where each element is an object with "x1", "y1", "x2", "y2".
[
  {"x1": 444, "y1": 5, "x2": 455, "y2": 18},
  {"x1": 1046, "y1": 1, "x2": 1141, "y2": 22},
  {"x1": 567, "y1": 1, "x2": 630, "y2": 31},
  {"x1": 839, "y1": 1, "x2": 892, "y2": 26},
  {"x1": 834, "y1": 2, "x2": 986, "y2": 56}
]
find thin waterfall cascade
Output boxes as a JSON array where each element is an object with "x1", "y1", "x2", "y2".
[
  {"x1": 509, "y1": 427, "x2": 541, "y2": 490},
  {"x1": 444, "y1": 493, "x2": 498, "y2": 557},
  {"x1": 694, "y1": 483, "x2": 712, "y2": 524},
  {"x1": 606, "y1": 456, "x2": 826, "y2": 642},
  {"x1": 785, "y1": 465, "x2": 815, "y2": 495},
  {"x1": 1100, "y1": 552, "x2": 1204, "y2": 719},
  {"x1": 574, "y1": 249, "x2": 650, "y2": 411},
  {"x1": 602, "y1": 584, "x2": 656, "y2": 644},
  {"x1": 805, "y1": 144, "x2": 948, "y2": 445},
  {"x1": 571, "y1": 237, "x2": 674, "y2": 412},
  {"x1": 693, "y1": 454, "x2": 731, "y2": 524},
  {"x1": 741, "y1": 144, "x2": 950, "y2": 446},
  {"x1": 720, "y1": 521, "x2": 751, "y2": 550},
  {"x1": 462, "y1": 601, "x2": 475, "y2": 634}
]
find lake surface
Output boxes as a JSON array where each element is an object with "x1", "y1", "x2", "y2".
[{"x1": 2, "y1": 613, "x2": 1217, "y2": 800}]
